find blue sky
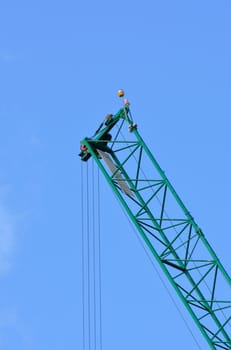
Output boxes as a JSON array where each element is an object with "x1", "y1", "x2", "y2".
[{"x1": 0, "y1": 0, "x2": 231, "y2": 349}]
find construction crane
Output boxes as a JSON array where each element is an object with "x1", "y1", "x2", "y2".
[{"x1": 79, "y1": 90, "x2": 231, "y2": 350}]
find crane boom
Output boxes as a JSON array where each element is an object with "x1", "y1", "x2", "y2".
[{"x1": 79, "y1": 99, "x2": 231, "y2": 349}]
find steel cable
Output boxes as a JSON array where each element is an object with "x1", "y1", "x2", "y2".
[
  {"x1": 82, "y1": 159, "x2": 103, "y2": 350},
  {"x1": 81, "y1": 162, "x2": 86, "y2": 350},
  {"x1": 92, "y1": 160, "x2": 97, "y2": 350},
  {"x1": 97, "y1": 166, "x2": 103, "y2": 350}
]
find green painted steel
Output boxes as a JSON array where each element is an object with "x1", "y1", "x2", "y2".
[{"x1": 79, "y1": 105, "x2": 231, "y2": 349}]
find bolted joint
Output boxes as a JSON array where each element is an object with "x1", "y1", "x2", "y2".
[
  {"x1": 196, "y1": 227, "x2": 204, "y2": 237},
  {"x1": 128, "y1": 123, "x2": 137, "y2": 132}
]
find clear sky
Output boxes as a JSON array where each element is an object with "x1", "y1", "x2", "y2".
[{"x1": 0, "y1": 0, "x2": 231, "y2": 349}]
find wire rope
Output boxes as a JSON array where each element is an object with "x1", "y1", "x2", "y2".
[
  {"x1": 81, "y1": 159, "x2": 103, "y2": 350},
  {"x1": 86, "y1": 161, "x2": 91, "y2": 350},
  {"x1": 81, "y1": 162, "x2": 86, "y2": 350},
  {"x1": 92, "y1": 160, "x2": 97, "y2": 350},
  {"x1": 97, "y1": 166, "x2": 103, "y2": 350}
]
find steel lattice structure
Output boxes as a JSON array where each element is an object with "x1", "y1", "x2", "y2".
[{"x1": 79, "y1": 101, "x2": 231, "y2": 350}]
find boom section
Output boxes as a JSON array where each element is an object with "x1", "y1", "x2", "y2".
[{"x1": 80, "y1": 106, "x2": 231, "y2": 350}]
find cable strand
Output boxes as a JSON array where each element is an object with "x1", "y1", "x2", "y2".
[
  {"x1": 97, "y1": 166, "x2": 103, "y2": 350},
  {"x1": 81, "y1": 162, "x2": 86, "y2": 350},
  {"x1": 86, "y1": 162, "x2": 91, "y2": 350},
  {"x1": 92, "y1": 160, "x2": 97, "y2": 350}
]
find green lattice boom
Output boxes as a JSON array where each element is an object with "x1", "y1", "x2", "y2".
[{"x1": 79, "y1": 106, "x2": 231, "y2": 350}]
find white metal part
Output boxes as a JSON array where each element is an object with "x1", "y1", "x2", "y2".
[{"x1": 97, "y1": 150, "x2": 133, "y2": 197}]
